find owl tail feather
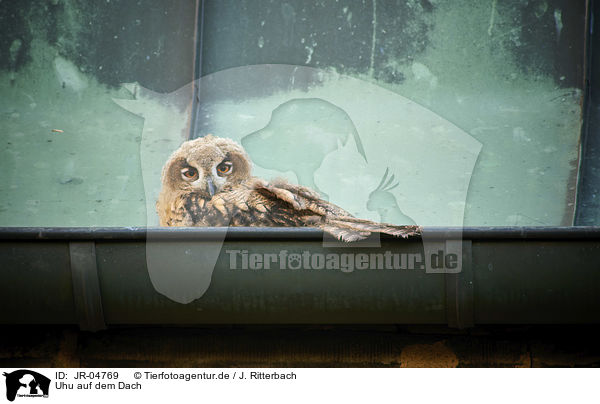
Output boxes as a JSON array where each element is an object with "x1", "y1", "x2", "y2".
[{"x1": 320, "y1": 217, "x2": 421, "y2": 242}]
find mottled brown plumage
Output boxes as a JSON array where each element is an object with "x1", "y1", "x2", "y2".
[{"x1": 157, "y1": 135, "x2": 420, "y2": 242}]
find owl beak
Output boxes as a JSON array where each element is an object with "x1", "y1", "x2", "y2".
[{"x1": 206, "y1": 178, "x2": 216, "y2": 197}]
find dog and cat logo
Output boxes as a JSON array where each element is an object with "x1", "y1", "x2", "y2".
[{"x1": 2, "y1": 370, "x2": 50, "y2": 401}]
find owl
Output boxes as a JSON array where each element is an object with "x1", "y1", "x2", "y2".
[{"x1": 157, "y1": 135, "x2": 420, "y2": 242}]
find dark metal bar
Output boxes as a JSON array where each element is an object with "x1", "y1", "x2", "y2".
[
  {"x1": 445, "y1": 241, "x2": 474, "y2": 329},
  {"x1": 69, "y1": 242, "x2": 107, "y2": 332},
  {"x1": 189, "y1": 0, "x2": 205, "y2": 140},
  {"x1": 576, "y1": 0, "x2": 600, "y2": 225}
]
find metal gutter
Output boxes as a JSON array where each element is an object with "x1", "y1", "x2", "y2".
[{"x1": 0, "y1": 226, "x2": 599, "y2": 330}]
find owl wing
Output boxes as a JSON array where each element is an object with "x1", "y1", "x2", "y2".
[
  {"x1": 201, "y1": 179, "x2": 322, "y2": 228},
  {"x1": 248, "y1": 178, "x2": 421, "y2": 242},
  {"x1": 252, "y1": 178, "x2": 353, "y2": 217}
]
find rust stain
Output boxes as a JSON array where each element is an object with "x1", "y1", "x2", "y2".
[
  {"x1": 53, "y1": 329, "x2": 80, "y2": 367},
  {"x1": 514, "y1": 351, "x2": 532, "y2": 368},
  {"x1": 400, "y1": 341, "x2": 459, "y2": 368}
]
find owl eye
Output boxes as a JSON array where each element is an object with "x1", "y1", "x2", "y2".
[
  {"x1": 216, "y1": 161, "x2": 233, "y2": 176},
  {"x1": 180, "y1": 167, "x2": 198, "y2": 181}
]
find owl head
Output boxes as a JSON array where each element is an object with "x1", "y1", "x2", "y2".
[{"x1": 160, "y1": 135, "x2": 252, "y2": 198}]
